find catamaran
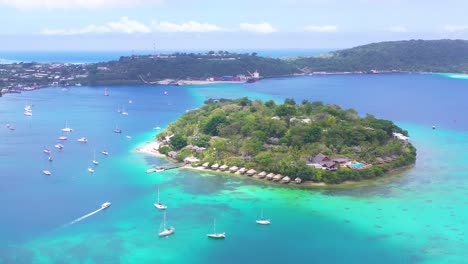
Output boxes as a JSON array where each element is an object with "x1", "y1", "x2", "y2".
[
  {"x1": 256, "y1": 209, "x2": 271, "y2": 225},
  {"x1": 154, "y1": 186, "x2": 167, "y2": 210},
  {"x1": 207, "y1": 218, "x2": 225, "y2": 239},
  {"x1": 158, "y1": 211, "x2": 175, "y2": 237}
]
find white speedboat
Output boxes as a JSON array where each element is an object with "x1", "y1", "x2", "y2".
[
  {"x1": 101, "y1": 202, "x2": 111, "y2": 209},
  {"x1": 54, "y1": 144, "x2": 64, "y2": 149},
  {"x1": 42, "y1": 170, "x2": 51, "y2": 176},
  {"x1": 87, "y1": 167, "x2": 94, "y2": 173},
  {"x1": 77, "y1": 137, "x2": 88, "y2": 143},
  {"x1": 58, "y1": 136, "x2": 68, "y2": 140},
  {"x1": 101, "y1": 150, "x2": 109, "y2": 155},
  {"x1": 256, "y1": 209, "x2": 271, "y2": 225},
  {"x1": 207, "y1": 218, "x2": 225, "y2": 239},
  {"x1": 43, "y1": 148, "x2": 51, "y2": 154},
  {"x1": 158, "y1": 211, "x2": 175, "y2": 237},
  {"x1": 154, "y1": 186, "x2": 167, "y2": 210}
]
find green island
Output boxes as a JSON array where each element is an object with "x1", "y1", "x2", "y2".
[
  {"x1": 3, "y1": 39, "x2": 468, "y2": 94},
  {"x1": 154, "y1": 98, "x2": 416, "y2": 184}
]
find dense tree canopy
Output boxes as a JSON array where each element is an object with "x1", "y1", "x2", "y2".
[{"x1": 157, "y1": 98, "x2": 416, "y2": 184}]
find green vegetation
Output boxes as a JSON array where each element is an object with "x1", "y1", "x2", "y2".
[
  {"x1": 157, "y1": 98, "x2": 416, "y2": 184},
  {"x1": 294, "y1": 39, "x2": 468, "y2": 73}
]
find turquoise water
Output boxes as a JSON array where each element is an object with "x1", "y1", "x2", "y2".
[{"x1": 1, "y1": 74, "x2": 467, "y2": 263}]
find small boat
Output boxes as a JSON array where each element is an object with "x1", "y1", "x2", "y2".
[
  {"x1": 5, "y1": 123, "x2": 11, "y2": 128},
  {"x1": 163, "y1": 91, "x2": 168, "y2": 96},
  {"x1": 104, "y1": 88, "x2": 109, "y2": 96},
  {"x1": 154, "y1": 186, "x2": 167, "y2": 210},
  {"x1": 24, "y1": 111, "x2": 33, "y2": 116},
  {"x1": 54, "y1": 144, "x2": 64, "y2": 149},
  {"x1": 256, "y1": 209, "x2": 271, "y2": 225},
  {"x1": 58, "y1": 136, "x2": 68, "y2": 140},
  {"x1": 77, "y1": 137, "x2": 88, "y2": 143},
  {"x1": 121, "y1": 109, "x2": 129, "y2": 116},
  {"x1": 87, "y1": 167, "x2": 95, "y2": 173},
  {"x1": 101, "y1": 150, "x2": 109, "y2": 155},
  {"x1": 92, "y1": 150, "x2": 99, "y2": 165},
  {"x1": 128, "y1": 99, "x2": 133, "y2": 104},
  {"x1": 61, "y1": 87, "x2": 69, "y2": 92},
  {"x1": 154, "y1": 126, "x2": 161, "y2": 130},
  {"x1": 158, "y1": 211, "x2": 175, "y2": 237},
  {"x1": 432, "y1": 125, "x2": 436, "y2": 130},
  {"x1": 101, "y1": 202, "x2": 111, "y2": 209},
  {"x1": 48, "y1": 155, "x2": 53, "y2": 162},
  {"x1": 61, "y1": 121, "x2": 73, "y2": 132},
  {"x1": 207, "y1": 218, "x2": 225, "y2": 239},
  {"x1": 42, "y1": 170, "x2": 52, "y2": 176},
  {"x1": 8, "y1": 126, "x2": 16, "y2": 131},
  {"x1": 43, "y1": 147, "x2": 51, "y2": 154},
  {"x1": 126, "y1": 135, "x2": 132, "y2": 139}
]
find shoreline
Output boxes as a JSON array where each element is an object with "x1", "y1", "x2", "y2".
[{"x1": 134, "y1": 140, "x2": 415, "y2": 189}]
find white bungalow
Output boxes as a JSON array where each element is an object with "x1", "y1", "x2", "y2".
[
  {"x1": 266, "y1": 173, "x2": 275, "y2": 180},
  {"x1": 211, "y1": 163, "x2": 219, "y2": 170},
  {"x1": 202, "y1": 162, "x2": 210, "y2": 168},
  {"x1": 246, "y1": 169, "x2": 257, "y2": 176},
  {"x1": 219, "y1": 164, "x2": 229, "y2": 171},
  {"x1": 272, "y1": 174, "x2": 283, "y2": 182},
  {"x1": 294, "y1": 177, "x2": 302, "y2": 184},
  {"x1": 281, "y1": 176, "x2": 291, "y2": 184},
  {"x1": 229, "y1": 166, "x2": 239, "y2": 173},
  {"x1": 238, "y1": 167, "x2": 247, "y2": 174},
  {"x1": 257, "y1": 171, "x2": 267, "y2": 178}
]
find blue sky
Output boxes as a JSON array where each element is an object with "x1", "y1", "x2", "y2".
[{"x1": 1, "y1": 0, "x2": 468, "y2": 50}]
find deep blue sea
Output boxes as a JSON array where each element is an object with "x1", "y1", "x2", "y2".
[
  {"x1": 1, "y1": 73, "x2": 467, "y2": 263},
  {"x1": 0, "y1": 49, "x2": 330, "y2": 64}
]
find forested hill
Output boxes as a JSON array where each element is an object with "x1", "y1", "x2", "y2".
[{"x1": 293, "y1": 39, "x2": 468, "y2": 73}]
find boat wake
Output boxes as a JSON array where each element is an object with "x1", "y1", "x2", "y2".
[{"x1": 65, "y1": 207, "x2": 104, "y2": 227}]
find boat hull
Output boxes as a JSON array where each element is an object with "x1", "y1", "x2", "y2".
[
  {"x1": 207, "y1": 233, "x2": 226, "y2": 239},
  {"x1": 159, "y1": 227, "x2": 175, "y2": 237}
]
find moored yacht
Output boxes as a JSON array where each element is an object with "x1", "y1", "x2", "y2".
[
  {"x1": 61, "y1": 121, "x2": 73, "y2": 132},
  {"x1": 101, "y1": 150, "x2": 109, "y2": 155},
  {"x1": 154, "y1": 186, "x2": 167, "y2": 210},
  {"x1": 77, "y1": 137, "x2": 88, "y2": 143},
  {"x1": 42, "y1": 170, "x2": 51, "y2": 176},
  {"x1": 87, "y1": 167, "x2": 95, "y2": 173},
  {"x1": 43, "y1": 148, "x2": 51, "y2": 154},
  {"x1": 158, "y1": 211, "x2": 175, "y2": 237},
  {"x1": 54, "y1": 143, "x2": 64, "y2": 149},
  {"x1": 256, "y1": 209, "x2": 271, "y2": 225},
  {"x1": 58, "y1": 136, "x2": 68, "y2": 140},
  {"x1": 207, "y1": 218, "x2": 225, "y2": 239}
]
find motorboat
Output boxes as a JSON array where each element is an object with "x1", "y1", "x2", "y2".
[
  {"x1": 43, "y1": 148, "x2": 51, "y2": 154},
  {"x1": 58, "y1": 136, "x2": 68, "y2": 140},
  {"x1": 87, "y1": 167, "x2": 95, "y2": 173},
  {"x1": 54, "y1": 144, "x2": 64, "y2": 149},
  {"x1": 42, "y1": 170, "x2": 51, "y2": 176},
  {"x1": 77, "y1": 137, "x2": 88, "y2": 143},
  {"x1": 101, "y1": 150, "x2": 109, "y2": 155},
  {"x1": 101, "y1": 202, "x2": 111, "y2": 209},
  {"x1": 126, "y1": 135, "x2": 132, "y2": 139},
  {"x1": 24, "y1": 111, "x2": 33, "y2": 116}
]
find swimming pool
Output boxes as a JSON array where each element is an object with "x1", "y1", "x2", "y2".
[{"x1": 349, "y1": 163, "x2": 365, "y2": 169}]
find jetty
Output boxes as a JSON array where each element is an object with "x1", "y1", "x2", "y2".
[{"x1": 147, "y1": 163, "x2": 184, "y2": 173}]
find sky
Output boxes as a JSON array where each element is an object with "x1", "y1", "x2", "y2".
[{"x1": 1, "y1": 0, "x2": 468, "y2": 51}]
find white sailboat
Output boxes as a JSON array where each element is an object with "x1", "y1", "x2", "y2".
[
  {"x1": 61, "y1": 121, "x2": 73, "y2": 132},
  {"x1": 92, "y1": 150, "x2": 99, "y2": 165},
  {"x1": 87, "y1": 167, "x2": 95, "y2": 173},
  {"x1": 42, "y1": 170, "x2": 52, "y2": 176},
  {"x1": 256, "y1": 209, "x2": 271, "y2": 225},
  {"x1": 207, "y1": 218, "x2": 225, "y2": 239},
  {"x1": 113, "y1": 125, "x2": 122, "y2": 134},
  {"x1": 101, "y1": 150, "x2": 109, "y2": 155},
  {"x1": 154, "y1": 186, "x2": 167, "y2": 210},
  {"x1": 158, "y1": 211, "x2": 175, "y2": 237}
]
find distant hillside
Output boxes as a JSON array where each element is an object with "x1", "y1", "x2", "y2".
[{"x1": 294, "y1": 39, "x2": 468, "y2": 73}]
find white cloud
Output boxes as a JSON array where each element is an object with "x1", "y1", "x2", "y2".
[
  {"x1": 40, "y1": 17, "x2": 150, "y2": 35},
  {"x1": 153, "y1": 21, "x2": 226, "y2": 33},
  {"x1": 444, "y1": 25, "x2": 468, "y2": 32},
  {"x1": 388, "y1": 26, "x2": 408, "y2": 33},
  {"x1": 303, "y1": 25, "x2": 338, "y2": 32},
  {"x1": 239, "y1": 23, "x2": 277, "y2": 33},
  {"x1": 0, "y1": 0, "x2": 163, "y2": 9}
]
